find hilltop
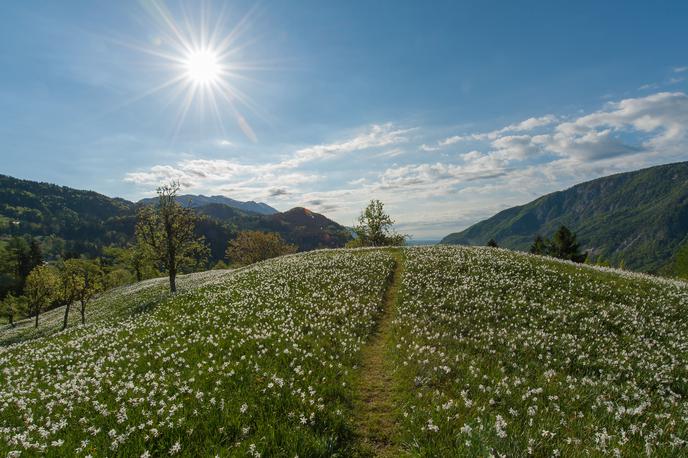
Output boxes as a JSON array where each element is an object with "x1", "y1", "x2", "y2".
[
  {"x1": 0, "y1": 174, "x2": 351, "y2": 262},
  {"x1": 1, "y1": 246, "x2": 687, "y2": 456},
  {"x1": 441, "y1": 161, "x2": 688, "y2": 272},
  {"x1": 138, "y1": 194, "x2": 277, "y2": 215}
]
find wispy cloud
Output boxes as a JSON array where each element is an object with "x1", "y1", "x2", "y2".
[
  {"x1": 431, "y1": 114, "x2": 558, "y2": 148},
  {"x1": 124, "y1": 122, "x2": 412, "y2": 201},
  {"x1": 284, "y1": 123, "x2": 412, "y2": 167},
  {"x1": 124, "y1": 92, "x2": 688, "y2": 237}
]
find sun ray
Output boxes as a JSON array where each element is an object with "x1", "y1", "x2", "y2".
[{"x1": 97, "y1": 1, "x2": 278, "y2": 142}]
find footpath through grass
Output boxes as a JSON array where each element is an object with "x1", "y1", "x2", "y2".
[{"x1": 354, "y1": 249, "x2": 404, "y2": 457}]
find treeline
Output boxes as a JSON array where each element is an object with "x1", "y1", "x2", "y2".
[
  {"x1": 487, "y1": 225, "x2": 598, "y2": 265},
  {"x1": 0, "y1": 182, "x2": 297, "y2": 327},
  {"x1": 1, "y1": 191, "x2": 408, "y2": 328}
]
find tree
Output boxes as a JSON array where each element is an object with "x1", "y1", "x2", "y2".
[
  {"x1": 61, "y1": 259, "x2": 103, "y2": 329},
  {"x1": 487, "y1": 239, "x2": 498, "y2": 248},
  {"x1": 103, "y1": 243, "x2": 156, "y2": 283},
  {"x1": 530, "y1": 235, "x2": 549, "y2": 255},
  {"x1": 549, "y1": 225, "x2": 587, "y2": 263},
  {"x1": 348, "y1": 200, "x2": 406, "y2": 247},
  {"x1": 1, "y1": 293, "x2": 27, "y2": 328},
  {"x1": 25, "y1": 265, "x2": 59, "y2": 328},
  {"x1": 4, "y1": 236, "x2": 42, "y2": 295},
  {"x1": 136, "y1": 182, "x2": 208, "y2": 293},
  {"x1": 226, "y1": 231, "x2": 297, "y2": 266}
]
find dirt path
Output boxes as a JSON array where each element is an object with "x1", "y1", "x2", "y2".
[{"x1": 355, "y1": 250, "x2": 404, "y2": 457}]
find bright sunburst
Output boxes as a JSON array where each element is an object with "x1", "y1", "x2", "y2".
[
  {"x1": 114, "y1": 1, "x2": 267, "y2": 141},
  {"x1": 184, "y1": 49, "x2": 221, "y2": 85}
]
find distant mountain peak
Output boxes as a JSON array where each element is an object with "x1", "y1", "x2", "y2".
[{"x1": 138, "y1": 194, "x2": 278, "y2": 215}]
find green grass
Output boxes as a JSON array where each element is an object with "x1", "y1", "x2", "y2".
[
  {"x1": 0, "y1": 250, "x2": 395, "y2": 456},
  {"x1": 2, "y1": 246, "x2": 688, "y2": 456},
  {"x1": 390, "y1": 246, "x2": 688, "y2": 456}
]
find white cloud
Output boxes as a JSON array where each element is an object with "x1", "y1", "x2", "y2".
[
  {"x1": 285, "y1": 123, "x2": 412, "y2": 167},
  {"x1": 432, "y1": 114, "x2": 557, "y2": 148},
  {"x1": 674, "y1": 66, "x2": 688, "y2": 73},
  {"x1": 123, "y1": 92, "x2": 688, "y2": 238},
  {"x1": 555, "y1": 91, "x2": 688, "y2": 155},
  {"x1": 500, "y1": 115, "x2": 558, "y2": 133}
]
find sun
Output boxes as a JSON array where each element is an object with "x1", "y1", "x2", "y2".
[
  {"x1": 119, "y1": 1, "x2": 267, "y2": 141},
  {"x1": 183, "y1": 48, "x2": 221, "y2": 85}
]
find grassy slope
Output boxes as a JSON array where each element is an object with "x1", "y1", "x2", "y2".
[
  {"x1": 0, "y1": 270, "x2": 232, "y2": 346},
  {"x1": 391, "y1": 245, "x2": 688, "y2": 456},
  {"x1": 2, "y1": 246, "x2": 688, "y2": 456},
  {"x1": 0, "y1": 250, "x2": 395, "y2": 457}
]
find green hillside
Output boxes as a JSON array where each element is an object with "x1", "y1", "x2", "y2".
[
  {"x1": 2, "y1": 246, "x2": 688, "y2": 456},
  {"x1": 440, "y1": 161, "x2": 688, "y2": 272},
  {"x1": 0, "y1": 174, "x2": 351, "y2": 262}
]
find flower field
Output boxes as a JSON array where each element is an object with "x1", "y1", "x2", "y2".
[
  {"x1": 2, "y1": 245, "x2": 688, "y2": 456},
  {"x1": 392, "y1": 246, "x2": 688, "y2": 456},
  {"x1": 0, "y1": 250, "x2": 395, "y2": 456},
  {"x1": 0, "y1": 269, "x2": 232, "y2": 346}
]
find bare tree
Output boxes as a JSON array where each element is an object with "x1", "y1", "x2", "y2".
[{"x1": 136, "y1": 182, "x2": 208, "y2": 293}]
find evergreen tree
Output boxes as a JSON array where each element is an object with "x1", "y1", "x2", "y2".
[
  {"x1": 1, "y1": 293, "x2": 27, "y2": 328},
  {"x1": 550, "y1": 225, "x2": 587, "y2": 263},
  {"x1": 530, "y1": 235, "x2": 549, "y2": 255},
  {"x1": 487, "y1": 239, "x2": 498, "y2": 248}
]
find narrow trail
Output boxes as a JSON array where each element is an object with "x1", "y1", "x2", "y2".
[{"x1": 355, "y1": 249, "x2": 404, "y2": 457}]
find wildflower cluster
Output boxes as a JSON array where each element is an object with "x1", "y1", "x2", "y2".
[
  {"x1": 392, "y1": 245, "x2": 688, "y2": 456},
  {"x1": 0, "y1": 250, "x2": 395, "y2": 456}
]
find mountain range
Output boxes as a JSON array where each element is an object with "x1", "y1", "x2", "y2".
[
  {"x1": 0, "y1": 174, "x2": 351, "y2": 263},
  {"x1": 441, "y1": 161, "x2": 688, "y2": 273},
  {"x1": 138, "y1": 194, "x2": 278, "y2": 215}
]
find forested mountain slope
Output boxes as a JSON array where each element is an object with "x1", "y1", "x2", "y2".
[
  {"x1": 0, "y1": 174, "x2": 351, "y2": 262},
  {"x1": 441, "y1": 162, "x2": 688, "y2": 272}
]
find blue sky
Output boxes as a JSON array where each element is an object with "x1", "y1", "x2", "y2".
[{"x1": 1, "y1": 1, "x2": 688, "y2": 238}]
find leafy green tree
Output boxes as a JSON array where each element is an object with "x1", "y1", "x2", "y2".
[
  {"x1": 550, "y1": 225, "x2": 587, "y2": 263},
  {"x1": 60, "y1": 259, "x2": 103, "y2": 329},
  {"x1": 226, "y1": 231, "x2": 297, "y2": 266},
  {"x1": 136, "y1": 182, "x2": 208, "y2": 292},
  {"x1": 1, "y1": 293, "x2": 27, "y2": 327},
  {"x1": 105, "y1": 268, "x2": 134, "y2": 289},
  {"x1": 347, "y1": 200, "x2": 406, "y2": 247},
  {"x1": 103, "y1": 243, "x2": 157, "y2": 282},
  {"x1": 25, "y1": 265, "x2": 59, "y2": 328},
  {"x1": 487, "y1": 239, "x2": 498, "y2": 248},
  {"x1": 529, "y1": 235, "x2": 549, "y2": 255},
  {"x1": 4, "y1": 236, "x2": 43, "y2": 295}
]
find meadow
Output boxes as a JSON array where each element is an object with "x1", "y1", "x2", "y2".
[
  {"x1": 0, "y1": 250, "x2": 395, "y2": 456},
  {"x1": 1, "y1": 246, "x2": 688, "y2": 456},
  {"x1": 391, "y1": 246, "x2": 688, "y2": 456}
]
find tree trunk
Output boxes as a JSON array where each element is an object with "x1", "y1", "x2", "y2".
[
  {"x1": 80, "y1": 301, "x2": 86, "y2": 325},
  {"x1": 9, "y1": 314, "x2": 14, "y2": 328},
  {"x1": 34, "y1": 307, "x2": 39, "y2": 328},
  {"x1": 169, "y1": 268, "x2": 176, "y2": 293},
  {"x1": 62, "y1": 303, "x2": 71, "y2": 330}
]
